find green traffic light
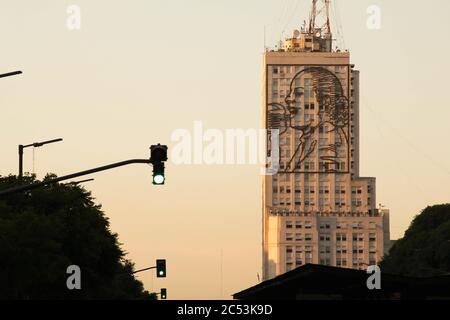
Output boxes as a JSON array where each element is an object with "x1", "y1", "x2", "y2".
[
  {"x1": 156, "y1": 259, "x2": 166, "y2": 278},
  {"x1": 153, "y1": 174, "x2": 165, "y2": 185}
]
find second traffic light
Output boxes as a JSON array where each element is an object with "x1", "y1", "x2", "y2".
[
  {"x1": 160, "y1": 288, "x2": 167, "y2": 300},
  {"x1": 156, "y1": 259, "x2": 166, "y2": 278}
]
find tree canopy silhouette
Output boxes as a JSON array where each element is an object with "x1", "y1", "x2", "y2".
[
  {"x1": 0, "y1": 174, "x2": 155, "y2": 299},
  {"x1": 380, "y1": 204, "x2": 450, "y2": 277}
]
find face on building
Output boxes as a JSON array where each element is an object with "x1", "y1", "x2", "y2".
[{"x1": 267, "y1": 66, "x2": 350, "y2": 172}]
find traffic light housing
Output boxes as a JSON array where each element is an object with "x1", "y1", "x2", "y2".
[
  {"x1": 160, "y1": 288, "x2": 167, "y2": 300},
  {"x1": 150, "y1": 144, "x2": 168, "y2": 185},
  {"x1": 156, "y1": 259, "x2": 166, "y2": 278}
]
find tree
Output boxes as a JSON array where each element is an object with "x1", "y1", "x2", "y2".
[
  {"x1": 380, "y1": 204, "x2": 450, "y2": 277},
  {"x1": 0, "y1": 174, "x2": 156, "y2": 299}
]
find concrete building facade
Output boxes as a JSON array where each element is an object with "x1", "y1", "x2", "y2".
[{"x1": 262, "y1": 30, "x2": 390, "y2": 280}]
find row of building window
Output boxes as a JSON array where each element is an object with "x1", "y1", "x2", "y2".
[
  {"x1": 274, "y1": 180, "x2": 368, "y2": 191},
  {"x1": 274, "y1": 197, "x2": 369, "y2": 208},
  {"x1": 285, "y1": 233, "x2": 377, "y2": 242},
  {"x1": 285, "y1": 221, "x2": 377, "y2": 230},
  {"x1": 274, "y1": 185, "x2": 362, "y2": 194},
  {"x1": 286, "y1": 246, "x2": 377, "y2": 255},
  {"x1": 286, "y1": 233, "x2": 313, "y2": 241}
]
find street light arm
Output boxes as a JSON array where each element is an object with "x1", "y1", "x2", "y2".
[
  {"x1": 23, "y1": 138, "x2": 64, "y2": 148},
  {"x1": 132, "y1": 266, "x2": 156, "y2": 274},
  {"x1": 1, "y1": 158, "x2": 151, "y2": 196},
  {"x1": 0, "y1": 71, "x2": 22, "y2": 79}
]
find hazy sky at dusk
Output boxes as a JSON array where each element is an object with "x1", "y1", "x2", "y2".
[{"x1": 1, "y1": 0, "x2": 450, "y2": 299}]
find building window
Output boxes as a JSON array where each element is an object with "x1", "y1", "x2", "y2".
[
  {"x1": 352, "y1": 199, "x2": 362, "y2": 207},
  {"x1": 336, "y1": 233, "x2": 347, "y2": 242},
  {"x1": 295, "y1": 221, "x2": 302, "y2": 229},
  {"x1": 319, "y1": 197, "x2": 329, "y2": 207},
  {"x1": 305, "y1": 234, "x2": 312, "y2": 241},
  {"x1": 286, "y1": 233, "x2": 293, "y2": 241},
  {"x1": 304, "y1": 161, "x2": 315, "y2": 171},
  {"x1": 295, "y1": 233, "x2": 303, "y2": 241},
  {"x1": 369, "y1": 233, "x2": 376, "y2": 242},
  {"x1": 335, "y1": 197, "x2": 345, "y2": 207},
  {"x1": 335, "y1": 162, "x2": 346, "y2": 171},
  {"x1": 304, "y1": 186, "x2": 315, "y2": 194},
  {"x1": 305, "y1": 252, "x2": 312, "y2": 263},
  {"x1": 286, "y1": 221, "x2": 293, "y2": 229},
  {"x1": 319, "y1": 185, "x2": 329, "y2": 194},
  {"x1": 304, "y1": 221, "x2": 312, "y2": 229},
  {"x1": 335, "y1": 185, "x2": 346, "y2": 194},
  {"x1": 286, "y1": 246, "x2": 293, "y2": 254},
  {"x1": 336, "y1": 222, "x2": 346, "y2": 229}
]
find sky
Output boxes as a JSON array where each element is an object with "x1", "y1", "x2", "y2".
[{"x1": 1, "y1": 0, "x2": 450, "y2": 299}]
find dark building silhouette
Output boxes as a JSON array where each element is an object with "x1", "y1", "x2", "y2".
[{"x1": 233, "y1": 264, "x2": 450, "y2": 300}]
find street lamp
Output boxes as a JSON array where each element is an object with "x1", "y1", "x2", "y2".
[{"x1": 18, "y1": 138, "x2": 63, "y2": 178}]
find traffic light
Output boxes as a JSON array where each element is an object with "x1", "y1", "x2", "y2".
[
  {"x1": 160, "y1": 288, "x2": 167, "y2": 300},
  {"x1": 156, "y1": 259, "x2": 166, "y2": 278},
  {"x1": 150, "y1": 144, "x2": 168, "y2": 185},
  {"x1": 152, "y1": 162, "x2": 165, "y2": 185}
]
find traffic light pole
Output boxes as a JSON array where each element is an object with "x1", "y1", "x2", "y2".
[
  {"x1": 18, "y1": 145, "x2": 24, "y2": 179},
  {"x1": 0, "y1": 159, "x2": 151, "y2": 197}
]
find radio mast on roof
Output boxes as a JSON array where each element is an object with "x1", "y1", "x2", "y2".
[{"x1": 308, "y1": 0, "x2": 332, "y2": 36}]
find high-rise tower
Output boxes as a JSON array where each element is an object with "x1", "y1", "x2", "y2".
[{"x1": 262, "y1": 0, "x2": 390, "y2": 280}]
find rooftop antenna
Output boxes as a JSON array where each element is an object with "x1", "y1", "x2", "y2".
[{"x1": 308, "y1": 0, "x2": 332, "y2": 35}]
